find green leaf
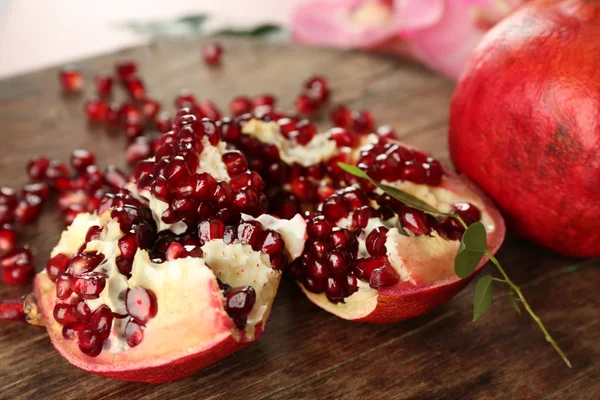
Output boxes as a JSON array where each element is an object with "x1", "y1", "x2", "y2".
[
  {"x1": 337, "y1": 163, "x2": 448, "y2": 216},
  {"x1": 454, "y1": 243, "x2": 484, "y2": 278},
  {"x1": 508, "y1": 290, "x2": 521, "y2": 314},
  {"x1": 215, "y1": 24, "x2": 283, "y2": 37},
  {"x1": 473, "y1": 275, "x2": 494, "y2": 321},
  {"x1": 461, "y1": 222, "x2": 488, "y2": 252}
]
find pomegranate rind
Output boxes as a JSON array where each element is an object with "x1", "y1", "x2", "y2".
[
  {"x1": 34, "y1": 270, "x2": 269, "y2": 383},
  {"x1": 300, "y1": 164, "x2": 505, "y2": 323}
]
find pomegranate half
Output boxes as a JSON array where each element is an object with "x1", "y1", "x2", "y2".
[{"x1": 449, "y1": 0, "x2": 600, "y2": 257}]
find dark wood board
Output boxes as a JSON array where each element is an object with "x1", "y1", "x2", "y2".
[{"x1": 0, "y1": 37, "x2": 597, "y2": 400}]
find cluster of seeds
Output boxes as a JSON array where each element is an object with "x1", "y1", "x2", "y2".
[{"x1": 291, "y1": 184, "x2": 483, "y2": 302}]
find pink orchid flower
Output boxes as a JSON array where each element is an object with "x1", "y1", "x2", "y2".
[{"x1": 290, "y1": 0, "x2": 526, "y2": 79}]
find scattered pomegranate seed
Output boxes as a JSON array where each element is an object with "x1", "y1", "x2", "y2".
[
  {"x1": 141, "y1": 98, "x2": 160, "y2": 121},
  {"x1": 0, "y1": 225, "x2": 17, "y2": 253},
  {"x1": 125, "y1": 76, "x2": 146, "y2": 100},
  {"x1": 126, "y1": 287, "x2": 158, "y2": 325},
  {"x1": 94, "y1": 74, "x2": 113, "y2": 96},
  {"x1": 125, "y1": 319, "x2": 144, "y2": 347},
  {"x1": 70, "y1": 149, "x2": 96, "y2": 173},
  {"x1": 203, "y1": 42, "x2": 223, "y2": 65},
  {"x1": 14, "y1": 195, "x2": 43, "y2": 224},
  {"x1": 115, "y1": 60, "x2": 137, "y2": 81},
  {"x1": 59, "y1": 66, "x2": 84, "y2": 92},
  {"x1": 85, "y1": 96, "x2": 109, "y2": 121},
  {"x1": 230, "y1": 96, "x2": 252, "y2": 117},
  {"x1": 27, "y1": 157, "x2": 50, "y2": 181},
  {"x1": 156, "y1": 112, "x2": 172, "y2": 133},
  {"x1": 125, "y1": 137, "x2": 152, "y2": 165},
  {"x1": 45, "y1": 253, "x2": 70, "y2": 282},
  {"x1": 104, "y1": 165, "x2": 128, "y2": 189},
  {"x1": 72, "y1": 273, "x2": 107, "y2": 299},
  {"x1": 295, "y1": 94, "x2": 318, "y2": 114}
]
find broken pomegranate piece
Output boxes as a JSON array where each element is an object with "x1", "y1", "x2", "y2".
[{"x1": 291, "y1": 137, "x2": 505, "y2": 323}]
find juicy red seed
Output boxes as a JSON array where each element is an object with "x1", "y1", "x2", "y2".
[
  {"x1": 53, "y1": 303, "x2": 77, "y2": 325},
  {"x1": 345, "y1": 274, "x2": 358, "y2": 295},
  {"x1": 401, "y1": 162, "x2": 426, "y2": 183},
  {"x1": 0, "y1": 247, "x2": 33, "y2": 269},
  {"x1": 452, "y1": 202, "x2": 481, "y2": 226},
  {"x1": 124, "y1": 120, "x2": 144, "y2": 141},
  {"x1": 118, "y1": 233, "x2": 138, "y2": 260},
  {"x1": 376, "y1": 125, "x2": 395, "y2": 139},
  {"x1": 331, "y1": 228, "x2": 355, "y2": 250},
  {"x1": 175, "y1": 89, "x2": 197, "y2": 109},
  {"x1": 216, "y1": 208, "x2": 241, "y2": 225},
  {"x1": 80, "y1": 343, "x2": 103, "y2": 357},
  {"x1": 68, "y1": 251, "x2": 105, "y2": 276},
  {"x1": 94, "y1": 74, "x2": 113, "y2": 96},
  {"x1": 329, "y1": 127, "x2": 357, "y2": 148},
  {"x1": 352, "y1": 110, "x2": 375, "y2": 134},
  {"x1": 116, "y1": 256, "x2": 133, "y2": 276},
  {"x1": 73, "y1": 298, "x2": 92, "y2": 322},
  {"x1": 307, "y1": 216, "x2": 332, "y2": 239},
  {"x1": 213, "y1": 182, "x2": 233, "y2": 207},
  {"x1": 218, "y1": 118, "x2": 242, "y2": 142},
  {"x1": 295, "y1": 94, "x2": 318, "y2": 114},
  {"x1": 62, "y1": 322, "x2": 86, "y2": 340},
  {"x1": 0, "y1": 188, "x2": 17, "y2": 208},
  {"x1": 89, "y1": 304, "x2": 113, "y2": 339},
  {"x1": 0, "y1": 207, "x2": 14, "y2": 225},
  {"x1": 115, "y1": 60, "x2": 137, "y2": 81},
  {"x1": 22, "y1": 183, "x2": 49, "y2": 201},
  {"x1": 85, "y1": 226, "x2": 103, "y2": 243},
  {"x1": 166, "y1": 242, "x2": 184, "y2": 261},
  {"x1": 225, "y1": 286, "x2": 256, "y2": 315},
  {"x1": 198, "y1": 219, "x2": 225, "y2": 245},
  {"x1": 27, "y1": 157, "x2": 50, "y2": 181},
  {"x1": 290, "y1": 177, "x2": 317, "y2": 202},
  {"x1": 126, "y1": 287, "x2": 158, "y2": 325},
  {"x1": 237, "y1": 221, "x2": 264, "y2": 250},
  {"x1": 141, "y1": 98, "x2": 161, "y2": 121},
  {"x1": 104, "y1": 165, "x2": 128, "y2": 189},
  {"x1": 151, "y1": 177, "x2": 169, "y2": 202},
  {"x1": 233, "y1": 188, "x2": 259, "y2": 213},
  {"x1": 15, "y1": 194, "x2": 42, "y2": 224},
  {"x1": 304, "y1": 276, "x2": 325, "y2": 293},
  {"x1": 203, "y1": 42, "x2": 223, "y2": 65},
  {"x1": 400, "y1": 208, "x2": 431, "y2": 236},
  {"x1": 0, "y1": 226, "x2": 16, "y2": 253},
  {"x1": 259, "y1": 230, "x2": 285, "y2": 255},
  {"x1": 197, "y1": 100, "x2": 222, "y2": 121},
  {"x1": 326, "y1": 250, "x2": 351, "y2": 277},
  {"x1": 125, "y1": 137, "x2": 152, "y2": 165},
  {"x1": 45, "y1": 160, "x2": 70, "y2": 180},
  {"x1": 230, "y1": 171, "x2": 264, "y2": 191},
  {"x1": 78, "y1": 329, "x2": 99, "y2": 351},
  {"x1": 366, "y1": 227, "x2": 389, "y2": 256},
  {"x1": 56, "y1": 274, "x2": 73, "y2": 299},
  {"x1": 70, "y1": 149, "x2": 95, "y2": 172},
  {"x1": 85, "y1": 96, "x2": 109, "y2": 121},
  {"x1": 191, "y1": 173, "x2": 218, "y2": 201},
  {"x1": 252, "y1": 94, "x2": 276, "y2": 109},
  {"x1": 369, "y1": 264, "x2": 400, "y2": 288},
  {"x1": 125, "y1": 76, "x2": 145, "y2": 100},
  {"x1": 322, "y1": 198, "x2": 349, "y2": 222},
  {"x1": 354, "y1": 256, "x2": 387, "y2": 281},
  {"x1": 119, "y1": 102, "x2": 141, "y2": 123},
  {"x1": 230, "y1": 96, "x2": 252, "y2": 117},
  {"x1": 424, "y1": 160, "x2": 443, "y2": 185},
  {"x1": 156, "y1": 112, "x2": 172, "y2": 133},
  {"x1": 62, "y1": 205, "x2": 85, "y2": 226},
  {"x1": 325, "y1": 277, "x2": 344, "y2": 301},
  {"x1": 308, "y1": 240, "x2": 331, "y2": 258},
  {"x1": 352, "y1": 206, "x2": 377, "y2": 229},
  {"x1": 295, "y1": 120, "x2": 317, "y2": 145},
  {"x1": 331, "y1": 105, "x2": 352, "y2": 128},
  {"x1": 2, "y1": 265, "x2": 34, "y2": 286},
  {"x1": 342, "y1": 188, "x2": 369, "y2": 209},
  {"x1": 59, "y1": 66, "x2": 83, "y2": 92},
  {"x1": 45, "y1": 253, "x2": 70, "y2": 282},
  {"x1": 222, "y1": 151, "x2": 248, "y2": 176},
  {"x1": 125, "y1": 319, "x2": 144, "y2": 347},
  {"x1": 72, "y1": 273, "x2": 107, "y2": 300}
]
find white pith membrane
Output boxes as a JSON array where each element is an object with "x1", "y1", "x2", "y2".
[
  {"x1": 126, "y1": 136, "x2": 231, "y2": 234},
  {"x1": 241, "y1": 119, "x2": 338, "y2": 167},
  {"x1": 301, "y1": 178, "x2": 498, "y2": 320},
  {"x1": 39, "y1": 203, "x2": 306, "y2": 361}
]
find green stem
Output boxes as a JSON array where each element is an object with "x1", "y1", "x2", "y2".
[{"x1": 455, "y1": 215, "x2": 571, "y2": 368}]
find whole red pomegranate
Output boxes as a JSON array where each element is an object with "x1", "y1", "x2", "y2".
[{"x1": 449, "y1": 0, "x2": 600, "y2": 258}]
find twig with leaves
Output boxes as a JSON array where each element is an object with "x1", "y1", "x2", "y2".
[{"x1": 339, "y1": 162, "x2": 571, "y2": 368}]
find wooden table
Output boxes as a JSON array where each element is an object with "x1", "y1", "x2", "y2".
[{"x1": 0, "y1": 37, "x2": 598, "y2": 400}]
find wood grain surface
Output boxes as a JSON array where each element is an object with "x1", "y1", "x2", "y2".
[{"x1": 0, "y1": 37, "x2": 597, "y2": 400}]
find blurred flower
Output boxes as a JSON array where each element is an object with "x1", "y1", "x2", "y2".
[{"x1": 291, "y1": 0, "x2": 526, "y2": 79}]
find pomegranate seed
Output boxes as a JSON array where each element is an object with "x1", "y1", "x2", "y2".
[
  {"x1": 213, "y1": 182, "x2": 233, "y2": 208},
  {"x1": 376, "y1": 125, "x2": 395, "y2": 139},
  {"x1": 72, "y1": 273, "x2": 107, "y2": 299},
  {"x1": 56, "y1": 274, "x2": 73, "y2": 299},
  {"x1": 290, "y1": 177, "x2": 317, "y2": 202},
  {"x1": 352, "y1": 206, "x2": 377, "y2": 229},
  {"x1": 120, "y1": 102, "x2": 141, "y2": 123},
  {"x1": 305, "y1": 76, "x2": 329, "y2": 102},
  {"x1": 2, "y1": 265, "x2": 34, "y2": 286},
  {"x1": 222, "y1": 151, "x2": 248, "y2": 176},
  {"x1": 322, "y1": 197, "x2": 349, "y2": 222},
  {"x1": 295, "y1": 94, "x2": 318, "y2": 114},
  {"x1": 78, "y1": 329, "x2": 99, "y2": 350},
  {"x1": 104, "y1": 165, "x2": 128, "y2": 189},
  {"x1": 203, "y1": 42, "x2": 223, "y2": 65},
  {"x1": 331, "y1": 228, "x2": 355, "y2": 250},
  {"x1": 352, "y1": 110, "x2": 375, "y2": 134},
  {"x1": 45, "y1": 253, "x2": 70, "y2": 282},
  {"x1": 218, "y1": 118, "x2": 241, "y2": 142},
  {"x1": 59, "y1": 66, "x2": 84, "y2": 92},
  {"x1": 325, "y1": 277, "x2": 344, "y2": 301},
  {"x1": 400, "y1": 208, "x2": 431, "y2": 236},
  {"x1": 70, "y1": 149, "x2": 95, "y2": 173},
  {"x1": 401, "y1": 162, "x2": 426, "y2": 183},
  {"x1": 68, "y1": 251, "x2": 105, "y2": 276},
  {"x1": 53, "y1": 303, "x2": 77, "y2": 325},
  {"x1": 307, "y1": 216, "x2": 332, "y2": 239},
  {"x1": 197, "y1": 100, "x2": 222, "y2": 121},
  {"x1": 94, "y1": 74, "x2": 113, "y2": 96},
  {"x1": 118, "y1": 233, "x2": 138, "y2": 260},
  {"x1": 62, "y1": 322, "x2": 86, "y2": 340},
  {"x1": 0, "y1": 225, "x2": 17, "y2": 253},
  {"x1": 124, "y1": 120, "x2": 144, "y2": 141},
  {"x1": 175, "y1": 89, "x2": 197, "y2": 108},
  {"x1": 165, "y1": 242, "x2": 184, "y2": 261},
  {"x1": 252, "y1": 94, "x2": 276, "y2": 110},
  {"x1": 366, "y1": 227, "x2": 389, "y2": 256},
  {"x1": 125, "y1": 137, "x2": 152, "y2": 165},
  {"x1": 27, "y1": 157, "x2": 50, "y2": 180},
  {"x1": 369, "y1": 264, "x2": 400, "y2": 288},
  {"x1": 46, "y1": 160, "x2": 70, "y2": 181},
  {"x1": 125, "y1": 76, "x2": 145, "y2": 100},
  {"x1": 331, "y1": 105, "x2": 352, "y2": 128},
  {"x1": 116, "y1": 256, "x2": 133, "y2": 276},
  {"x1": 22, "y1": 183, "x2": 49, "y2": 202},
  {"x1": 230, "y1": 171, "x2": 264, "y2": 191},
  {"x1": 329, "y1": 127, "x2": 357, "y2": 148},
  {"x1": 156, "y1": 112, "x2": 172, "y2": 133},
  {"x1": 327, "y1": 250, "x2": 351, "y2": 277},
  {"x1": 452, "y1": 202, "x2": 481, "y2": 226},
  {"x1": 230, "y1": 96, "x2": 252, "y2": 117},
  {"x1": 89, "y1": 304, "x2": 113, "y2": 338},
  {"x1": 126, "y1": 287, "x2": 158, "y2": 325},
  {"x1": 198, "y1": 218, "x2": 225, "y2": 245},
  {"x1": 14, "y1": 195, "x2": 42, "y2": 224},
  {"x1": 115, "y1": 60, "x2": 137, "y2": 81},
  {"x1": 141, "y1": 98, "x2": 161, "y2": 121},
  {"x1": 233, "y1": 188, "x2": 259, "y2": 213},
  {"x1": 85, "y1": 96, "x2": 109, "y2": 121},
  {"x1": 0, "y1": 246, "x2": 32, "y2": 269},
  {"x1": 72, "y1": 298, "x2": 92, "y2": 322},
  {"x1": 237, "y1": 221, "x2": 263, "y2": 249},
  {"x1": 354, "y1": 256, "x2": 387, "y2": 281},
  {"x1": 125, "y1": 319, "x2": 144, "y2": 347},
  {"x1": 259, "y1": 230, "x2": 284, "y2": 255},
  {"x1": 225, "y1": 286, "x2": 256, "y2": 315}
]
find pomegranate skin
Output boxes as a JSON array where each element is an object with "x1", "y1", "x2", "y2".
[{"x1": 449, "y1": 0, "x2": 600, "y2": 257}]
